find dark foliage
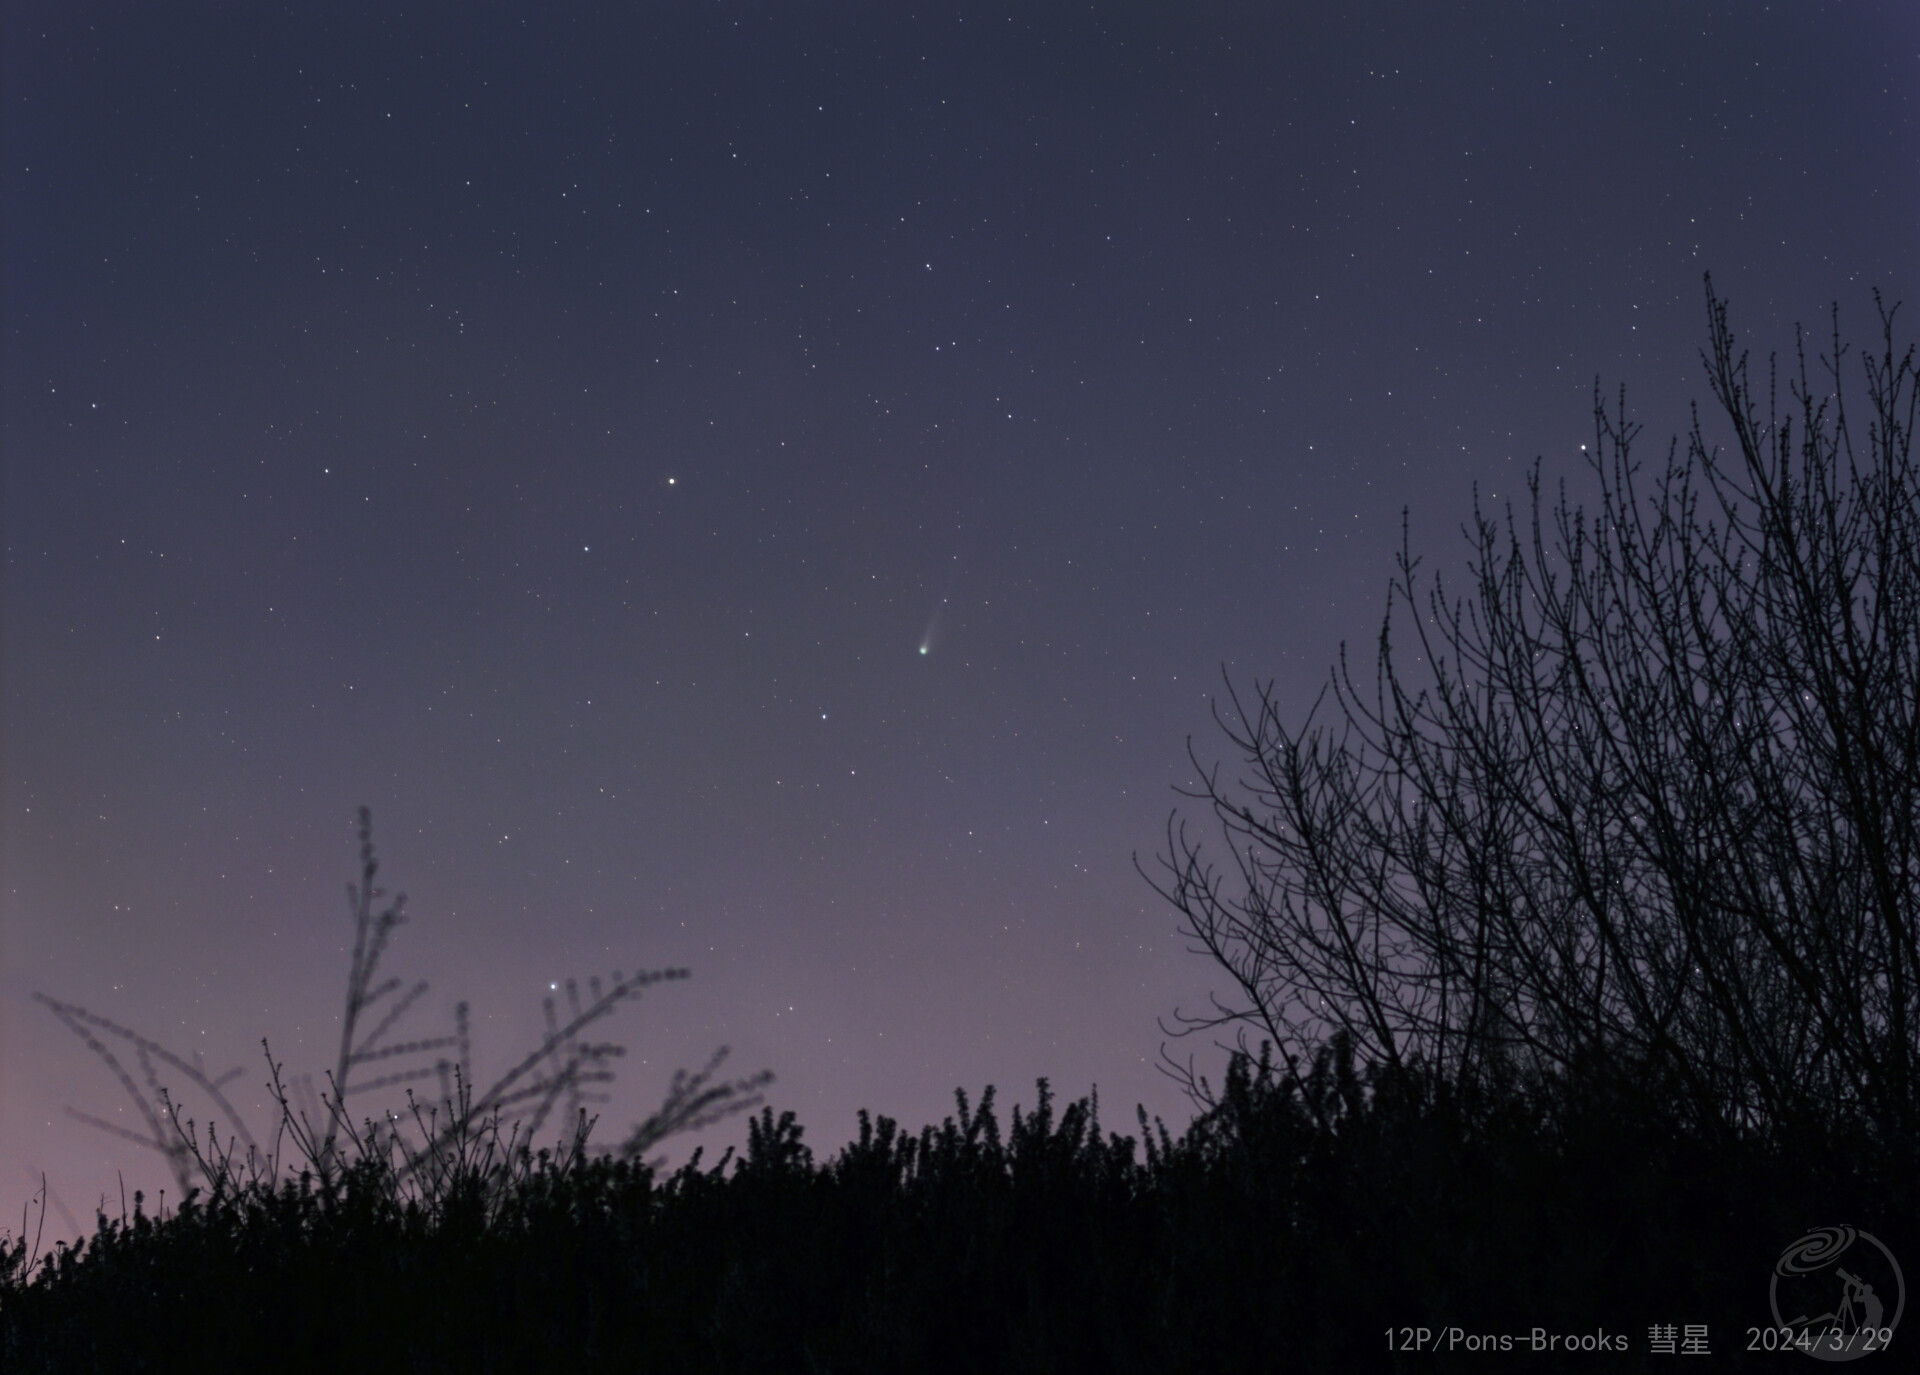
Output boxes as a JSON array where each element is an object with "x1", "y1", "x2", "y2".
[
  {"x1": 32, "y1": 808, "x2": 773, "y2": 1206},
  {"x1": 6, "y1": 1043, "x2": 1910, "y2": 1373},
  {"x1": 1149, "y1": 279, "x2": 1919, "y2": 1179}
]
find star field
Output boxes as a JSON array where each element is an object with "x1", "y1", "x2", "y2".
[{"x1": 3, "y1": 2, "x2": 1915, "y2": 1238}]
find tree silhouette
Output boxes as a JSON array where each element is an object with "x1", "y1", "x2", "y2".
[
  {"x1": 37, "y1": 807, "x2": 772, "y2": 1201},
  {"x1": 1148, "y1": 278, "x2": 1919, "y2": 1162}
]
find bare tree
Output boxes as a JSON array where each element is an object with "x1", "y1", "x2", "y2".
[
  {"x1": 1147, "y1": 278, "x2": 1919, "y2": 1154},
  {"x1": 39, "y1": 807, "x2": 772, "y2": 1201}
]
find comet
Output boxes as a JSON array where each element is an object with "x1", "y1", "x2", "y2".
[{"x1": 918, "y1": 556, "x2": 961, "y2": 656}]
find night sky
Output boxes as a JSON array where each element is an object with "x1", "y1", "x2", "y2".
[{"x1": 4, "y1": 3, "x2": 1915, "y2": 1241}]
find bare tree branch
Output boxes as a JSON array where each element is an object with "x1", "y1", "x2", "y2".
[
  {"x1": 1151, "y1": 278, "x2": 1919, "y2": 1159},
  {"x1": 38, "y1": 808, "x2": 774, "y2": 1204}
]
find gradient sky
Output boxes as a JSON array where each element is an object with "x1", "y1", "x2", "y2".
[{"x1": 4, "y1": 2, "x2": 1915, "y2": 1242}]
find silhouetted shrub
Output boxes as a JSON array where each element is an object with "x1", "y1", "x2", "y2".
[{"x1": 8, "y1": 1044, "x2": 1912, "y2": 1372}]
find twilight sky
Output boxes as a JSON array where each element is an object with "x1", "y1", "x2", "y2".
[{"x1": 4, "y1": 2, "x2": 1915, "y2": 1240}]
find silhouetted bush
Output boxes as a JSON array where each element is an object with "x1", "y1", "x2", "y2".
[
  {"x1": 7, "y1": 1042, "x2": 1912, "y2": 1372},
  {"x1": 1149, "y1": 281, "x2": 1920, "y2": 1166}
]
